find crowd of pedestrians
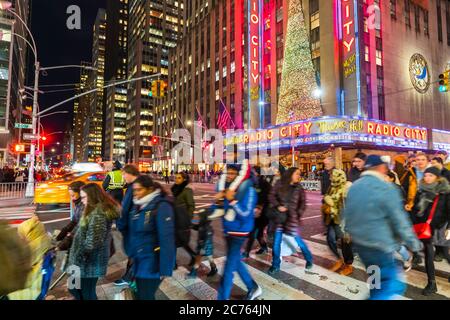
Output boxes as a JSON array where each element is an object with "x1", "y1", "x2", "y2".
[{"x1": 1, "y1": 150, "x2": 449, "y2": 301}]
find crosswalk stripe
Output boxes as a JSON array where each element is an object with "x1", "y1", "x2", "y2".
[
  {"x1": 249, "y1": 253, "x2": 376, "y2": 300},
  {"x1": 213, "y1": 256, "x2": 315, "y2": 300},
  {"x1": 171, "y1": 266, "x2": 218, "y2": 300},
  {"x1": 302, "y1": 239, "x2": 450, "y2": 299},
  {"x1": 161, "y1": 271, "x2": 200, "y2": 300}
]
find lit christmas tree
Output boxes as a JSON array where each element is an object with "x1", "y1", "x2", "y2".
[{"x1": 276, "y1": 0, "x2": 323, "y2": 124}]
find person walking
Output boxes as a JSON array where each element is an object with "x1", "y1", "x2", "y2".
[
  {"x1": 68, "y1": 183, "x2": 120, "y2": 300},
  {"x1": 126, "y1": 175, "x2": 176, "y2": 300},
  {"x1": 322, "y1": 169, "x2": 354, "y2": 275},
  {"x1": 436, "y1": 150, "x2": 450, "y2": 171},
  {"x1": 343, "y1": 155, "x2": 423, "y2": 300},
  {"x1": 103, "y1": 160, "x2": 125, "y2": 204},
  {"x1": 405, "y1": 153, "x2": 430, "y2": 212},
  {"x1": 56, "y1": 181, "x2": 86, "y2": 251},
  {"x1": 171, "y1": 172, "x2": 197, "y2": 267},
  {"x1": 321, "y1": 157, "x2": 335, "y2": 196},
  {"x1": 411, "y1": 167, "x2": 450, "y2": 295},
  {"x1": 215, "y1": 164, "x2": 262, "y2": 301},
  {"x1": 268, "y1": 167, "x2": 313, "y2": 275},
  {"x1": 115, "y1": 164, "x2": 141, "y2": 286},
  {"x1": 244, "y1": 166, "x2": 272, "y2": 257},
  {"x1": 347, "y1": 152, "x2": 367, "y2": 182}
]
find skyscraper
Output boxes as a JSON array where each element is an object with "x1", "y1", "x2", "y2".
[
  {"x1": 125, "y1": 0, "x2": 184, "y2": 168},
  {"x1": 104, "y1": 0, "x2": 128, "y2": 162},
  {"x1": 0, "y1": 0, "x2": 30, "y2": 167},
  {"x1": 83, "y1": 9, "x2": 106, "y2": 162}
]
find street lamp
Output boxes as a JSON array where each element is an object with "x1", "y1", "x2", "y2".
[{"x1": 186, "y1": 120, "x2": 193, "y2": 127}]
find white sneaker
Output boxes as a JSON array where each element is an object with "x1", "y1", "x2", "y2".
[{"x1": 246, "y1": 283, "x2": 262, "y2": 300}]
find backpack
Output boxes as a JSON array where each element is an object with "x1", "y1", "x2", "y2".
[
  {"x1": 0, "y1": 221, "x2": 32, "y2": 297},
  {"x1": 156, "y1": 199, "x2": 191, "y2": 248}
]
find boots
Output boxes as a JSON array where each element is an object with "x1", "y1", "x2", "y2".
[
  {"x1": 329, "y1": 259, "x2": 344, "y2": 272},
  {"x1": 422, "y1": 281, "x2": 437, "y2": 296},
  {"x1": 207, "y1": 263, "x2": 218, "y2": 277},
  {"x1": 338, "y1": 264, "x2": 354, "y2": 276}
]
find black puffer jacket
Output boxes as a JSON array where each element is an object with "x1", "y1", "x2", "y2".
[{"x1": 268, "y1": 181, "x2": 306, "y2": 236}]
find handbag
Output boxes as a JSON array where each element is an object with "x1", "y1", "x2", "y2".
[
  {"x1": 413, "y1": 195, "x2": 439, "y2": 240},
  {"x1": 267, "y1": 207, "x2": 287, "y2": 225}
]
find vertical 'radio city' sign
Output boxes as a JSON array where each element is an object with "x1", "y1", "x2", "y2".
[
  {"x1": 249, "y1": 0, "x2": 260, "y2": 100},
  {"x1": 341, "y1": 0, "x2": 356, "y2": 78}
]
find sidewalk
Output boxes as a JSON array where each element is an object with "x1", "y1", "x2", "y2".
[{"x1": 0, "y1": 198, "x2": 34, "y2": 209}]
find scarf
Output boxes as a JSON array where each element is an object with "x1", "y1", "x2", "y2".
[
  {"x1": 134, "y1": 190, "x2": 161, "y2": 208},
  {"x1": 171, "y1": 181, "x2": 189, "y2": 198},
  {"x1": 416, "y1": 179, "x2": 450, "y2": 216}
]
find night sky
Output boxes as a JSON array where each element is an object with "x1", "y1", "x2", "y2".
[{"x1": 27, "y1": 0, "x2": 106, "y2": 142}]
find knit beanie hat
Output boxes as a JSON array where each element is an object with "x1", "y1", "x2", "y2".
[{"x1": 424, "y1": 166, "x2": 442, "y2": 178}]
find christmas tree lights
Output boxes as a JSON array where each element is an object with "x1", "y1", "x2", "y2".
[{"x1": 276, "y1": 0, "x2": 323, "y2": 125}]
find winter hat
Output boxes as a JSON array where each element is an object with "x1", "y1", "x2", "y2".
[
  {"x1": 364, "y1": 155, "x2": 386, "y2": 169},
  {"x1": 424, "y1": 166, "x2": 442, "y2": 178},
  {"x1": 354, "y1": 152, "x2": 367, "y2": 162}
]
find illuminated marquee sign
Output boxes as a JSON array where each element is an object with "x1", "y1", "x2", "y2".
[
  {"x1": 342, "y1": 0, "x2": 356, "y2": 78},
  {"x1": 225, "y1": 117, "x2": 429, "y2": 149},
  {"x1": 432, "y1": 129, "x2": 450, "y2": 152},
  {"x1": 249, "y1": 0, "x2": 261, "y2": 100}
]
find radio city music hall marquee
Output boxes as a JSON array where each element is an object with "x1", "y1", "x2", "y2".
[{"x1": 224, "y1": 117, "x2": 429, "y2": 150}]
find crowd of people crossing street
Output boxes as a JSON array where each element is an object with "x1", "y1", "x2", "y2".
[{"x1": 1, "y1": 150, "x2": 449, "y2": 301}]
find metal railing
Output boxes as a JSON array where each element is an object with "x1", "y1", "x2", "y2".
[
  {"x1": 300, "y1": 180, "x2": 322, "y2": 192},
  {"x1": 0, "y1": 182, "x2": 32, "y2": 200}
]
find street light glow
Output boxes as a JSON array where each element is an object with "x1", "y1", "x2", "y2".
[
  {"x1": 312, "y1": 88, "x2": 322, "y2": 99},
  {"x1": 186, "y1": 120, "x2": 192, "y2": 126}
]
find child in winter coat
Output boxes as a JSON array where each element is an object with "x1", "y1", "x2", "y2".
[{"x1": 188, "y1": 209, "x2": 217, "y2": 278}]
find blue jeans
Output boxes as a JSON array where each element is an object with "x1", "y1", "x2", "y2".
[
  {"x1": 218, "y1": 236, "x2": 256, "y2": 300},
  {"x1": 353, "y1": 244, "x2": 406, "y2": 300},
  {"x1": 271, "y1": 230, "x2": 313, "y2": 269}
]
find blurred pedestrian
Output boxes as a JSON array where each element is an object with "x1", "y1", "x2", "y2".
[
  {"x1": 244, "y1": 166, "x2": 272, "y2": 257},
  {"x1": 103, "y1": 160, "x2": 125, "y2": 204},
  {"x1": 348, "y1": 152, "x2": 367, "y2": 182},
  {"x1": 431, "y1": 157, "x2": 450, "y2": 183},
  {"x1": 55, "y1": 181, "x2": 86, "y2": 251},
  {"x1": 321, "y1": 157, "x2": 335, "y2": 196},
  {"x1": 411, "y1": 167, "x2": 450, "y2": 295},
  {"x1": 344, "y1": 155, "x2": 422, "y2": 300},
  {"x1": 322, "y1": 169, "x2": 354, "y2": 275},
  {"x1": 127, "y1": 175, "x2": 176, "y2": 300},
  {"x1": 268, "y1": 167, "x2": 313, "y2": 275},
  {"x1": 436, "y1": 150, "x2": 450, "y2": 171},
  {"x1": 68, "y1": 183, "x2": 120, "y2": 300},
  {"x1": 215, "y1": 164, "x2": 262, "y2": 300},
  {"x1": 171, "y1": 172, "x2": 196, "y2": 267},
  {"x1": 405, "y1": 153, "x2": 430, "y2": 212},
  {"x1": 115, "y1": 164, "x2": 140, "y2": 286}
]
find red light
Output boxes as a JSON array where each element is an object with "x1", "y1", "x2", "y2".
[
  {"x1": 41, "y1": 136, "x2": 47, "y2": 141},
  {"x1": 152, "y1": 137, "x2": 159, "y2": 144}
]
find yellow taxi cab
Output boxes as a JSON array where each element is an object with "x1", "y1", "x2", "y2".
[{"x1": 34, "y1": 171, "x2": 107, "y2": 205}]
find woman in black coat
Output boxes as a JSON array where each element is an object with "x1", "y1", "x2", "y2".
[{"x1": 412, "y1": 167, "x2": 450, "y2": 296}]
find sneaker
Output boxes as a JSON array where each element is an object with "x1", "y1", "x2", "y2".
[
  {"x1": 422, "y1": 281, "x2": 437, "y2": 296},
  {"x1": 305, "y1": 261, "x2": 314, "y2": 270},
  {"x1": 268, "y1": 267, "x2": 280, "y2": 275},
  {"x1": 207, "y1": 264, "x2": 218, "y2": 277},
  {"x1": 246, "y1": 283, "x2": 262, "y2": 300},
  {"x1": 113, "y1": 278, "x2": 129, "y2": 286},
  {"x1": 255, "y1": 248, "x2": 268, "y2": 255}
]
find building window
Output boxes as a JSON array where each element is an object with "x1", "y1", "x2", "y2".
[
  {"x1": 438, "y1": 0, "x2": 443, "y2": 42},
  {"x1": 365, "y1": 46, "x2": 369, "y2": 62},
  {"x1": 390, "y1": 0, "x2": 397, "y2": 19},
  {"x1": 376, "y1": 50, "x2": 382, "y2": 66},
  {"x1": 404, "y1": 0, "x2": 411, "y2": 28},
  {"x1": 310, "y1": 0, "x2": 319, "y2": 14}
]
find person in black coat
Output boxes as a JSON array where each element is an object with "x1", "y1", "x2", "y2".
[
  {"x1": 411, "y1": 167, "x2": 450, "y2": 296},
  {"x1": 431, "y1": 157, "x2": 450, "y2": 183},
  {"x1": 244, "y1": 166, "x2": 272, "y2": 257},
  {"x1": 347, "y1": 152, "x2": 367, "y2": 182},
  {"x1": 321, "y1": 157, "x2": 335, "y2": 195}
]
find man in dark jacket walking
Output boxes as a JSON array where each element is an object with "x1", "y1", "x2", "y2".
[
  {"x1": 244, "y1": 166, "x2": 272, "y2": 257},
  {"x1": 115, "y1": 164, "x2": 140, "y2": 286},
  {"x1": 348, "y1": 152, "x2": 367, "y2": 182},
  {"x1": 321, "y1": 157, "x2": 335, "y2": 195}
]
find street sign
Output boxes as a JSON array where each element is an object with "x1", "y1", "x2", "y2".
[
  {"x1": 15, "y1": 123, "x2": 32, "y2": 129},
  {"x1": 23, "y1": 133, "x2": 39, "y2": 140}
]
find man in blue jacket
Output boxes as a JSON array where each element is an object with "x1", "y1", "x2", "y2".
[
  {"x1": 115, "y1": 164, "x2": 140, "y2": 286},
  {"x1": 343, "y1": 155, "x2": 423, "y2": 300},
  {"x1": 215, "y1": 164, "x2": 262, "y2": 300}
]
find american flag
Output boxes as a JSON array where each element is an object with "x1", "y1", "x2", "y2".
[{"x1": 217, "y1": 99, "x2": 232, "y2": 130}]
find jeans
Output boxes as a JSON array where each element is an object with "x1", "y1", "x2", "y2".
[
  {"x1": 135, "y1": 278, "x2": 162, "y2": 300},
  {"x1": 68, "y1": 277, "x2": 99, "y2": 300},
  {"x1": 327, "y1": 223, "x2": 354, "y2": 264},
  {"x1": 353, "y1": 244, "x2": 406, "y2": 300},
  {"x1": 218, "y1": 236, "x2": 256, "y2": 300},
  {"x1": 271, "y1": 230, "x2": 313, "y2": 269}
]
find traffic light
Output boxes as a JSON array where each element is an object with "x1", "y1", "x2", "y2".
[
  {"x1": 15, "y1": 144, "x2": 25, "y2": 152},
  {"x1": 151, "y1": 136, "x2": 159, "y2": 145},
  {"x1": 41, "y1": 136, "x2": 47, "y2": 142},
  {"x1": 151, "y1": 81, "x2": 158, "y2": 97},
  {"x1": 159, "y1": 80, "x2": 167, "y2": 97},
  {"x1": 439, "y1": 71, "x2": 450, "y2": 92}
]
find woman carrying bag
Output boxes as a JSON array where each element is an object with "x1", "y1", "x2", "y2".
[
  {"x1": 267, "y1": 167, "x2": 313, "y2": 275},
  {"x1": 412, "y1": 167, "x2": 450, "y2": 296}
]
